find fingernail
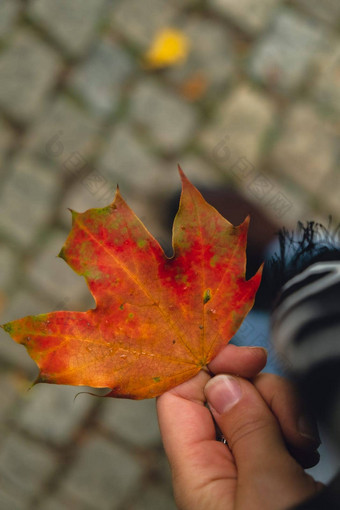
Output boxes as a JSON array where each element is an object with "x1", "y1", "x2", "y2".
[
  {"x1": 298, "y1": 416, "x2": 321, "y2": 445},
  {"x1": 204, "y1": 375, "x2": 242, "y2": 415},
  {"x1": 247, "y1": 346, "x2": 268, "y2": 354}
]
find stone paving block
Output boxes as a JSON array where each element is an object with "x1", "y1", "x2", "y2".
[
  {"x1": 210, "y1": 0, "x2": 282, "y2": 35},
  {"x1": 68, "y1": 38, "x2": 134, "y2": 117},
  {"x1": 40, "y1": 493, "x2": 96, "y2": 510},
  {"x1": 176, "y1": 154, "x2": 226, "y2": 187},
  {"x1": 130, "y1": 486, "x2": 176, "y2": 510},
  {"x1": 111, "y1": 0, "x2": 177, "y2": 48},
  {"x1": 0, "y1": 244, "x2": 16, "y2": 289},
  {"x1": 0, "y1": 289, "x2": 53, "y2": 325},
  {"x1": 201, "y1": 85, "x2": 276, "y2": 173},
  {"x1": 0, "y1": 0, "x2": 21, "y2": 39},
  {"x1": 17, "y1": 384, "x2": 94, "y2": 446},
  {"x1": 25, "y1": 96, "x2": 102, "y2": 167},
  {"x1": 150, "y1": 450, "x2": 174, "y2": 486},
  {"x1": 129, "y1": 80, "x2": 198, "y2": 151},
  {"x1": 99, "y1": 398, "x2": 161, "y2": 447},
  {"x1": 0, "y1": 488, "x2": 28, "y2": 510},
  {"x1": 0, "y1": 117, "x2": 14, "y2": 168},
  {"x1": 61, "y1": 435, "x2": 143, "y2": 509},
  {"x1": 319, "y1": 172, "x2": 340, "y2": 221},
  {"x1": 313, "y1": 40, "x2": 340, "y2": 115},
  {"x1": 98, "y1": 124, "x2": 178, "y2": 194},
  {"x1": 26, "y1": 229, "x2": 90, "y2": 308},
  {"x1": 248, "y1": 10, "x2": 326, "y2": 93},
  {"x1": 58, "y1": 176, "x2": 118, "y2": 228},
  {"x1": 294, "y1": 0, "x2": 340, "y2": 27},
  {"x1": 166, "y1": 18, "x2": 235, "y2": 98},
  {"x1": 29, "y1": 0, "x2": 108, "y2": 57},
  {"x1": 0, "y1": 155, "x2": 60, "y2": 246},
  {"x1": 0, "y1": 30, "x2": 61, "y2": 123},
  {"x1": 270, "y1": 104, "x2": 338, "y2": 195},
  {"x1": 0, "y1": 290, "x2": 50, "y2": 374},
  {"x1": 0, "y1": 432, "x2": 57, "y2": 500},
  {"x1": 240, "y1": 171, "x2": 309, "y2": 227},
  {"x1": 0, "y1": 372, "x2": 22, "y2": 425}
]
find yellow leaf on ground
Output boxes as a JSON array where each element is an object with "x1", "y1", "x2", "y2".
[{"x1": 143, "y1": 28, "x2": 190, "y2": 69}]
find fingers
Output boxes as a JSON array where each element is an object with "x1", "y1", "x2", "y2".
[
  {"x1": 157, "y1": 371, "x2": 237, "y2": 510},
  {"x1": 208, "y1": 344, "x2": 267, "y2": 378},
  {"x1": 253, "y1": 373, "x2": 320, "y2": 468},
  {"x1": 204, "y1": 375, "x2": 319, "y2": 508},
  {"x1": 205, "y1": 375, "x2": 288, "y2": 475},
  {"x1": 157, "y1": 343, "x2": 266, "y2": 501}
]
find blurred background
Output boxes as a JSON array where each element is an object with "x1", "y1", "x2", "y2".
[{"x1": 0, "y1": 0, "x2": 339, "y2": 509}]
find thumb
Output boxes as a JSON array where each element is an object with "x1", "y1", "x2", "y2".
[
  {"x1": 204, "y1": 375, "x2": 321, "y2": 508},
  {"x1": 204, "y1": 374, "x2": 297, "y2": 478}
]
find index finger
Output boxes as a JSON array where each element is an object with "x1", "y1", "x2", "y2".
[{"x1": 157, "y1": 344, "x2": 267, "y2": 506}]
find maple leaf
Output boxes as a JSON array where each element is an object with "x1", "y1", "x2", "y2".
[{"x1": 2, "y1": 168, "x2": 262, "y2": 399}]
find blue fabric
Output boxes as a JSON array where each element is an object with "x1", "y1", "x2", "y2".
[{"x1": 230, "y1": 310, "x2": 285, "y2": 375}]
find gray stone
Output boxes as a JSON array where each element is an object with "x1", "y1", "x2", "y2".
[
  {"x1": 68, "y1": 38, "x2": 133, "y2": 117},
  {"x1": 99, "y1": 398, "x2": 161, "y2": 447},
  {"x1": 319, "y1": 171, "x2": 340, "y2": 222},
  {"x1": 0, "y1": 0, "x2": 20, "y2": 39},
  {"x1": 25, "y1": 96, "x2": 102, "y2": 167},
  {"x1": 201, "y1": 85, "x2": 276, "y2": 172},
  {"x1": 0, "y1": 244, "x2": 16, "y2": 289},
  {"x1": 249, "y1": 10, "x2": 326, "y2": 92},
  {"x1": 18, "y1": 384, "x2": 95, "y2": 446},
  {"x1": 0, "y1": 155, "x2": 60, "y2": 246},
  {"x1": 111, "y1": 0, "x2": 177, "y2": 48},
  {"x1": 0, "y1": 488, "x2": 28, "y2": 510},
  {"x1": 210, "y1": 0, "x2": 282, "y2": 35},
  {"x1": 0, "y1": 322, "x2": 36, "y2": 374},
  {"x1": 270, "y1": 104, "x2": 338, "y2": 194},
  {"x1": 240, "y1": 172, "x2": 308, "y2": 226},
  {"x1": 98, "y1": 124, "x2": 177, "y2": 194},
  {"x1": 0, "y1": 372, "x2": 22, "y2": 425},
  {"x1": 295, "y1": 0, "x2": 340, "y2": 27},
  {"x1": 0, "y1": 432, "x2": 57, "y2": 499},
  {"x1": 62, "y1": 435, "x2": 143, "y2": 509},
  {"x1": 40, "y1": 494, "x2": 95, "y2": 510},
  {"x1": 166, "y1": 18, "x2": 235, "y2": 98},
  {"x1": 176, "y1": 154, "x2": 226, "y2": 187},
  {"x1": 0, "y1": 289, "x2": 53, "y2": 324},
  {"x1": 29, "y1": 0, "x2": 108, "y2": 57},
  {"x1": 178, "y1": 0, "x2": 200, "y2": 5},
  {"x1": 129, "y1": 80, "x2": 198, "y2": 151},
  {"x1": 94, "y1": 124, "x2": 176, "y2": 247},
  {"x1": 59, "y1": 176, "x2": 118, "y2": 228},
  {"x1": 130, "y1": 485, "x2": 176, "y2": 510},
  {"x1": 0, "y1": 30, "x2": 61, "y2": 122},
  {"x1": 313, "y1": 40, "x2": 340, "y2": 115},
  {"x1": 0, "y1": 118, "x2": 14, "y2": 167},
  {"x1": 26, "y1": 229, "x2": 91, "y2": 308}
]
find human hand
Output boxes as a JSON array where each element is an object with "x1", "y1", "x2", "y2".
[{"x1": 157, "y1": 345, "x2": 323, "y2": 510}]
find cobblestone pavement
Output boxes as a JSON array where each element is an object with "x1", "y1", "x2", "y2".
[{"x1": 0, "y1": 1, "x2": 339, "y2": 509}]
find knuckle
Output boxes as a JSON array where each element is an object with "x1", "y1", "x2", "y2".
[{"x1": 228, "y1": 415, "x2": 273, "y2": 452}]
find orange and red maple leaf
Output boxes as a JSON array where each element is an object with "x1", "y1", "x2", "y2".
[{"x1": 2, "y1": 169, "x2": 262, "y2": 399}]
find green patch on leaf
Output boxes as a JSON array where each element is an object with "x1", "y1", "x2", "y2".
[
  {"x1": 137, "y1": 239, "x2": 147, "y2": 248},
  {"x1": 209, "y1": 255, "x2": 218, "y2": 268},
  {"x1": 203, "y1": 288, "x2": 211, "y2": 304},
  {"x1": 2, "y1": 323, "x2": 13, "y2": 334}
]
